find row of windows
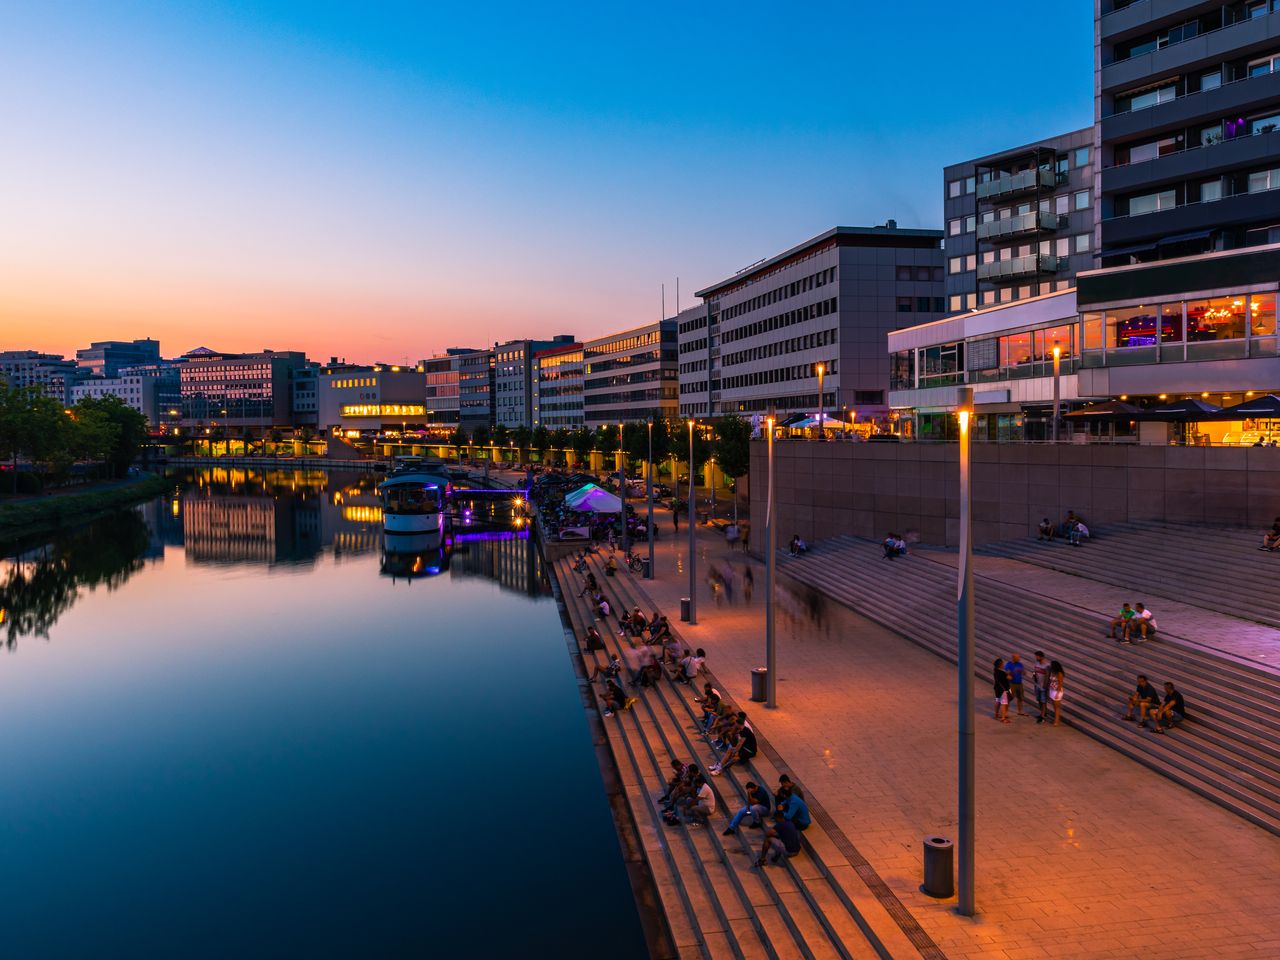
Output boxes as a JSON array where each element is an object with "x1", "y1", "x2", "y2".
[
  {"x1": 720, "y1": 266, "x2": 837, "y2": 321},
  {"x1": 678, "y1": 314, "x2": 709, "y2": 335},
  {"x1": 584, "y1": 330, "x2": 668, "y2": 357},
  {"x1": 679, "y1": 358, "x2": 709, "y2": 375},
  {"x1": 948, "y1": 191, "x2": 1089, "y2": 235},
  {"x1": 1114, "y1": 159, "x2": 1280, "y2": 217},
  {"x1": 679, "y1": 336, "x2": 708, "y2": 356},
  {"x1": 584, "y1": 369, "x2": 678, "y2": 391},
  {"x1": 702, "y1": 242, "x2": 836, "y2": 303},
  {"x1": 723, "y1": 328, "x2": 837, "y2": 368},
  {"x1": 721, "y1": 359, "x2": 838, "y2": 392},
  {"x1": 1111, "y1": 3, "x2": 1276, "y2": 65},
  {"x1": 898, "y1": 297, "x2": 946, "y2": 313},
  {"x1": 947, "y1": 280, "x2": 1075, "y2": 313},
  {"x1": 582, "y1": 387, "x2": 679, "y2": 406},
  {"x1": 1114, "y1": 105, "x2": 1280, "y2": 168},
  {"x1": 895, "y1": 265, "x2": 944, "y2": 282},
  {"x1": 722, "y1": 297, "x2": 839, "y2": 345},
  {"x1": 946, "y1": 149, "x2": 1089, "y2": 198}
]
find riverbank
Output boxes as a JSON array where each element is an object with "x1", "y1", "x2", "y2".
[{"x1": 0, "y1": 472, "x2": 169, "y2": 545}]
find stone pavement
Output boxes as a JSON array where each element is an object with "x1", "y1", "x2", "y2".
[{"x1": 608, "y1": 506, "x2": 1280, "y2": 959}]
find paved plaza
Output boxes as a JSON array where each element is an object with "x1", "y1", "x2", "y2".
[{"x1": 613, "y1": 502, "x2": 1280, "y2": 959}]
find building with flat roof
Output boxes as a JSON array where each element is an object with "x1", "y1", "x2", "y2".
[
  {"x1": 944, "y1": 129, "x2": 1095, "y2": 314},
  {"x1": 458, "y1": 348, "x2": 495, "y2": 431},
  {"x1": 494, "y1": 335, "x2": 575, "y2": 429},
  {"x1": 582, "y1": 321, "x2": 678, "y2": 427},
  {"x1": 532, "y1": 342, "x2": 585, "y2": 429},
  {"x1": 687, "y1": 223, "x2": 945, "y2": 422},
  {"x1": 0, "y1": 351, "x2": 83, "y2": 404},
  {"x1": 178, "y1": 347, "x2": 307, "y2": 433},
  {"x1": 72, "y1": 366, "x2": 182, "y2": 429},
  {"x1": 317, "y1": 362, "x2": 426, "y2": 437},
  {"x1": 423, "y1": 349, "x2": 475, "y2": 430},
  {"x1": 1097, "y1": 0, "x2": 1280, "y2": 266},
  {"x1": 75, "y1": 339, "x2": 161, "y2": 378}
]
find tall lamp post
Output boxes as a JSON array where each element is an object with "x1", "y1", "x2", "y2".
[
  {"x1": 619, "y1": 422, "x2": 628, "y2": 554},
  {"x1": 816, "y1": 363, "x2": 826, "y2": 439},
  {"x1": 646, "y1": 419, "x2": 655, "y2": 579},
  {"x1": 956, "y1": 387, "x2": 975, "y2": 917},
  {"x1": 1051, "y1": 344, "x2": 1062, "y2": 443},
  {"x1": 687, "y1": 418, "x2": 697, "y2": 625},
  {"x1": 765, "y1": 414, "x2": 777, "y2": 708}
]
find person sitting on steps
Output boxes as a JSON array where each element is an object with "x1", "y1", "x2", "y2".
[
  {"x1": 723, "y1": 781, "x2": 771, "y2": 835},
  {"x1": 1107, "y1": 603, "x2": 1135, "y2": 640},
  {"x1": 1121, "y1": 674, "x2": 1161, "y2": 725},
  {"x1": 1127, "y1": 602, "x2": 1157, "y2": 643},
  {"x1": 755, "y1": 809, "x2": 802, "y2": 867},
  {"x1": 788, "y1": 535, "x2": 808, "y2": 557},
  {"x1": 1262, "y1": 517, "x2": 1280, "y2": 551},
  {"x1": 1150, "y1": 681, "x2": 1186, "y2": 734},
  {"x1": 1037, "y1": 517, "x2": 1054, "y2": 542}
]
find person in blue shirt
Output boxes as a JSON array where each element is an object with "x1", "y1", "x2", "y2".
[
  {"x1": 780, "y1": 788, "x2": 811, "y2": 831},
  {"x1": 1006, "y1": 653, "x2": 1026, "y2": 716}
]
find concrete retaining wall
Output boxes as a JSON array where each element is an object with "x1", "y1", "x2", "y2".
[{"x1": 749, "y1": 440, "x2": 1280, "y2": 547}]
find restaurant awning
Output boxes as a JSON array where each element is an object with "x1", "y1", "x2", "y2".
[
  {"x1": 1211, "y1": 394, "x2": 1280, "y2": 420},
  {"x1": 1064, "y1": 400, "x2": 1143, "y2": 419},
  {"x1": 1143, "y1": 398, "x2": 1223, "y2": 420}
]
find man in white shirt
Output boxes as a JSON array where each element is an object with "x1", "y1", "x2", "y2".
[
  {"x1": 678, "y1": 773, "x2": 716, "y2": 826},
  {"x1": 1131, "y1": 602, "x2": 1157, "y2": 643}
]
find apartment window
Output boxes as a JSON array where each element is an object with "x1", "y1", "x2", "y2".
[
  {"x1": 1075, "y1": 233, "x2": 1091, "y2": 253},
  {"x1": 896, "y1": 297, "x2": 913, "y2": 312},
  {"x1": 1201, "y1": 123, "x2": 1223, "y2": 147},
  {"x1": 1056, "y1": 156, "x2": 1069, "y2": 176},
  {"x1": 948, "y1": 219, "x2": 961, "y2": 236},
  {"x1": 964, "y1": 176, "x2": 975, "y2": 194},
  {"x1": 965, "y1": 293, "x2": 977, "y2": 310},
  {"x1": 1054, "y1": 195, "x2": 1069, "y2": 216},
  {"x1": 1128, "y1": 189, "x2": 1177, "y2": 215},
  {"x1": 1074, "y1": 190, "x2": 1090, "y2": 211},
  {"x1": 1248, "y1": 168, "x2": 1280, "y2": 193},
  {"x1": 964, "y1": 215, "x2": 976, "y2": 232},
  {"x1": 948, "y1": 256, "x2": 963, "y2": 274},
  {"x1": 1251, "y1": 112, "x2": 1280, "y2": 136},
  {"x1": 1122, "y1": 135, "x2": 1181, "y2": 164},
  {"x1": 1055, "y1": 237, "x2": 1070, "y2": 258},
  {"x1": 1201, "y1": 179, "x2": 1223, "y2": 202},
  {"x1": 981, "y1": 290, "x2": 997, "y2": 306},
  {"x1": 1200, "y1": 69, "x2": 1222, "y2": 91},
  {"x1": 1118, "y1": 83, "x2": 1177, "y2": 113},
  {"x1": 965, "y1": 254, "x2": 976, "y2": 271},
  {"x1": 1074, "y1": 146, "x2": 1090, "y2": 167},
  {"x1": 896, "y1": 266, "x2": 912, "y2": 281},
  {"x1": 1249, "y1": 54, "x2": 1280, "y2": 78},
  {"x1": 915, "y1": 266, "x2": 932, "y2": 282},
  {"x1": 948, "y1": 180, "x2": 962, "y2": 198},
  {"x1": 949, "y1": 294, "x2": 963, "y2": 312}
]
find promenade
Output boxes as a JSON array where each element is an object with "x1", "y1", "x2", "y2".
[{"x1": 577, "y1": 500, "x2": 1280, "y2": 959}]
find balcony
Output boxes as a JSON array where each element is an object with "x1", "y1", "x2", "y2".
[
  {"x1": 976, "y1": 210, "x2": 1062, "y2": 241},
  {"x1": 976, "y1": 255, "x2": 1060, "y2": 282},
  {"x1": 976, "y1": 167, "x2": 1056, "y2": 201}
]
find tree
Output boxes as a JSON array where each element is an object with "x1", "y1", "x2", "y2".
[
  {"x1": 74, "y1": 394, "x2": 148, "y2": 478},
  {"x1": 448, "y1": 426, "x2": 468, "y2": 458},
  {"x1": 472, "y1": 424, "x2": 491, "y2": 448},
  {"x1": 491, "y1": 424, "x2": 510, "y2": 449},
  {"x1": 713, "y1": 415, "x2": 752, "y2": 522},
  {"x1": 531, "y1": 425, "x2": 550, "y2": 461},
  {"x1": 570, "y1": 427, "x2": 594, "y2": 468},
  {"x1": 512, "y1": 424, "x2": 532, "y2": 460},
  {"x1": 550, "y1": 428, "x2": 571, "y2": 456},
  {"x1": 595, "y1": 424, "x2": 620, "y2": 457}
]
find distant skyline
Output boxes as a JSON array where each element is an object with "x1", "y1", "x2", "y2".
[{"x1": 2, "y1": 2, "x2": 1093, "y2": 364}]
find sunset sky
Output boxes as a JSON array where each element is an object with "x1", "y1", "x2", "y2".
[{"x1": 2, "y1": 2, "x2": 1092, "y2": 364}]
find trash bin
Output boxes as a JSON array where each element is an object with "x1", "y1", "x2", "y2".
[
  {"x1": 921, "y1": 835, "x2": 954, "y2": 899},
  {"x1": 750, "y1": 667, "x2": 768, "y2": 702},
  {"x1": 679, "y1": 597, "x2": 691, "y2": 622},
  {"x1": 640, "y1": 558, "x2": 651, "y2": 579}
]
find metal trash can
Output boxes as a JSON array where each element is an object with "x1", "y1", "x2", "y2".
[
  {"x1": 640, "y1": 558, "x2": 651, "y2": 579},
  {"x1": 679, "y1": 597, "x2": 691, "y2": 621},
  {"x1": 921, "y1": 835, "x2": 954, "y2": 899},
  {"x1": 750, "y1": 667, "x2": 768, "y2": 702}
]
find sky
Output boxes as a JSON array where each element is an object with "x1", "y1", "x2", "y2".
[{"x1": 0, "y1": 1, "x2": 1094, "y2": 364}]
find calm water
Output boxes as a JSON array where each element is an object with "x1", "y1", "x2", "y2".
[{"x1": 0, "y1": 468, "x2": 646, "y2": 958}]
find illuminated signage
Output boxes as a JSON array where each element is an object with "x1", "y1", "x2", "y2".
[{"x1": 340, "y1": 404, "x2": 426, "y2": 418}]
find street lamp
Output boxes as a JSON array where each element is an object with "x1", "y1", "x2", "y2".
[
  {"x1": 646, "y1": 419, "x2": 654, "y2": 579},
  {"x1": 956, "y1": 387, "x2": 975, "y2": 917},
  {"x1": 1051, "y1": 343, "x2": 1062, "y2": 443},
  {"x1": 816, "y1": 363, "x2": 826, "y2": 440},
  {"x1": 688, "y1": 418, "x2": 697, "y2": 625},
  {"x1": 765, "y1": 413, "x2": 777, "y2": 708},
  {"x1": 619, "y1": 422, "x2": 628, "y2": 554}
]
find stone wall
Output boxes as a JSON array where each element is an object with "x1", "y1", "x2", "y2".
[{"x1": 749, "y1": 440, "x2": 1280, "y2": 547}]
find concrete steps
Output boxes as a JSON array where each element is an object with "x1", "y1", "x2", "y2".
[
  {"x1": 981, "y1": 521, "x2": 1280, "y2": 629},
  {"x1": 555, "y1": 552, "x2": 916, "y2": 960},
  {"x1": 776, "y1": 537, "x2": 1280, "y2": 838}
]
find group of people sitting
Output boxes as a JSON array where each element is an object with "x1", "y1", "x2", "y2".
[
  {"x1": 1261, "y1": 517, "x2": 1280, "y2": 551},
  {"x1": 788, "y1": 535, "x2": 808, "y2": 557},
  {"x1": 881, "y1": 533, "x2": 907, "y2": 560},
  {"x1": 1037, "y1": 510, "x2": 1090, "y2": 546},
  {"x1": 1106, "y1": 601, "x2": 1158, "y2": 644},
  {"x1": 1122, "y1": 674, "x2": 1187, "y2": 733}
]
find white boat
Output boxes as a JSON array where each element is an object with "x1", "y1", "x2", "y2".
[{"x1": 378, "y1": 462, "x2": 451, "y2": 543}]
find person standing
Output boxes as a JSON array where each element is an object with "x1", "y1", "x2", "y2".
[
  {"x1": 993, "y1": 658, "x2": 1012, "y2": 724},
  {"x1": 1031, "y1": 651, "x2": 1049, "y2": 725},
  {"x1": 1006, "y1": 653, "x2": 1026, "y2": 716},
  {"x1": 1047, "y1": 660, "x2": 1066, "y2": 726},
  {"x1": 742, "y1": 565, "x2": 754, "y2": 605}
]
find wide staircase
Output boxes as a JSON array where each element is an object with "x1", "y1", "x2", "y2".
[
  {"x1": 981, "y1": 521, "x2": 1280, "y2": 629},
  {"x1": 553, "y1": 551, "x2": 938, "y2": 960},
  {"x1": 776, "y1": 537, "x2": 1280, "y2": 838}
]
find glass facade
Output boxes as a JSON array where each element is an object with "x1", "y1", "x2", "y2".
[{"x1": 1081, "y1": 292, "x2": 1277, "y2": 366}]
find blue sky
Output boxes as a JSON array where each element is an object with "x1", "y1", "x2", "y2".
[{"x1": 1, "y1": 1, "x2": 1095, "y2": 360}]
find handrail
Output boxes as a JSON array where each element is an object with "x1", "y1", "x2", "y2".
[
  {"x1": 1107, "y1": 7, "x2": 1276, "y2": 67},
  {"x1": 1105, "y1": 60, "x2": 1280, "y2": 121}
]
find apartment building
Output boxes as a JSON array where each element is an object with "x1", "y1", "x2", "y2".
[
  {"x1": 493, "y1": 335, "x2": 575, "y2": 429},
  {"x1": 688, "y1": 223, "x2": 945, "y2": 421},
  {"x1": 423, "y1": 349, "x2": 475, "y2": 429},
  {"x1": 0, "y1": 351, "x2": 83, "y2": 404},
  {"x1": 943, "y1": 130, "x2": 1096, "y2": 314},
  {"x1": 1098, "y1": 0, "x2": 1280, "y2": 264},
  {"x1": 458, "y1": 348, "x2": 495, "y2": 431},
  {"x1": 532, "y1": 342, "x2": 585, "y2": 429},
  {"x1": 71, "y1": 366, "x2": 182, "y2": 428},
  {"x1": 582, "y1": 321, "x2": 678, "y2": 427}
]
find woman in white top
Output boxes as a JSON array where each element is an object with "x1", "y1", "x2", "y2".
[{"x1": 1048, "y1": 661, "x2": 1066, "y2": 727}]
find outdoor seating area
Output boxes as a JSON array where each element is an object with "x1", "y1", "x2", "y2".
[{"x1": 529, "y1": 472, "x2": 654, "y2": 544}]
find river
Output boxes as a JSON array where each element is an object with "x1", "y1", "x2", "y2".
[{"x1": 0, "y1": 468, "x2": 647, "y2": 958}]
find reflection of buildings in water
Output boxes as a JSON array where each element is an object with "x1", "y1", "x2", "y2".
[
  {"x1": 447, "y1": 532, "x2": 549, "y2": 597},
  {"x1": 181, "y1": 493, "x2": 281, "y2": 565},
  {"x1": 138, "y1": 495, "x2": 186, "y2": 559}
]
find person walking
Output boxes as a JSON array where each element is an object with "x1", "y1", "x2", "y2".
[
  {"x1": 1047, "y1": 660, "x2": 1066, "y2": 726},
  {"x1": 742, "y1": 565, "x2": 754, "y2": 605},
  {"x1": 672, "y1": 503, "x2": 679, "y2": 534}
]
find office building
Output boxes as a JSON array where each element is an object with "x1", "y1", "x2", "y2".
[
  {"x1": 532, "y1": 342, "x2": 585, "y2": 429},
  {"x1": 75, "y1": 339, "x2": 161, "y2": 378},
  {"x1": 290, "y1": 362, "x2": 320, "y2": 430},
  {"x1": 943, "y1": 129, "x2": 1096, "y2": 314},
  {"x1": 458, "y1": 348, "x2": 495, "y2": 431},
  {"x1": 71, "y1": 366, "x2": 182, "y2": 429},
  {"x1": 0, "y1": 351, "x2": 83, "y2": 404},
  {"x1": 688, "y1": 223, "x2": 945, "y2": 421},
  {"x1": 423, "y1": 349, "x2": 475, "y2": 430},
  {"x1": 317, "y1": 362, "x2": 426, "y2": 437},
  {"x1": 1097, "y1": 0, "x2": 1280, "y2": 265},
  {"x1": 582, "y1": 321, "x2": 678, "y2": 427},
  {"x1": 178, "y1": 347, "x2": 307, "y2": 433},
  {"x1": 493, "y1": 335, "x2": 575, "y2": 429}
]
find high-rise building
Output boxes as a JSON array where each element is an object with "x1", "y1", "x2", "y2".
[
  {"x1": 687, "y1": 223, "x2": 945, "y2": 420},
  {"x1": 582, "y1": 321, "x2": 678, "y2": 427},
  {"x1": 178, "y1": 347, "x2": 307, "y2": 433},
  {"x1": 493, "y1": 335, "x2": 575, "y2": 429},
  {"x1": 75, "y1": 339, "x2": 161, "y2": 378},
  {"x1": 943, "y1": 130, "x2": 1096, "y2": 314},
  {"x1": 1097, "y1": 0, "x2": 1280, "y2": 265},
  {"x1": 458, "y1": 348, "x2": 495, "y2": 431},
  {"x1": 532, "y1": 342, "x2": 585, "y2": 429}
]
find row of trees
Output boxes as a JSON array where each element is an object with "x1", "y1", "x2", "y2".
[
  {"x1": 444, "y1": 416, "x2": 752, "y2": 484},
  {"x1": 0, "y1": 384, "x2": 149, "y2": 493}
]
